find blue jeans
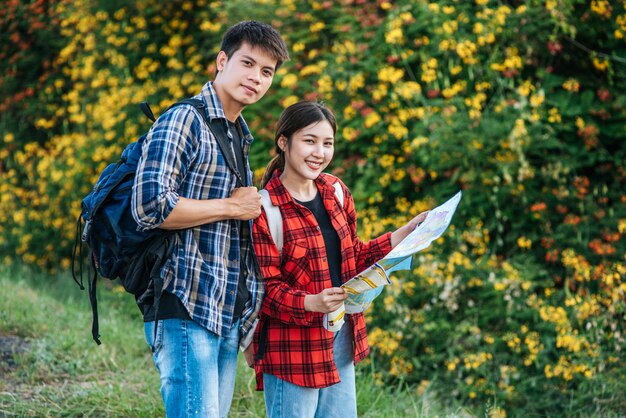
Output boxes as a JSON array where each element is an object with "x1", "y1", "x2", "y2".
[
  {"x1": 263, "y1": 325, "x2": 357, "y2": 418},
  {"x1": 144, "y1": 318, "x2": 240, "y2": 418}
]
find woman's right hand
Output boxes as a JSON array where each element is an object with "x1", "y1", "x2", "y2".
[{"x1": 303, "y1": 287, "x2": 348, "y2": 313}]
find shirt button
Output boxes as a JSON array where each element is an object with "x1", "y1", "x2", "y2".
[
  {"x1": 323, "y1": 258, "x2": 327, "y2": 262},
  {"x1": 316, "y1": 226, "x2": 321, "y2": 231}
]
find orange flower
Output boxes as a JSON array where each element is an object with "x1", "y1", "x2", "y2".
[
  {"x1": 546, "y1": 250, "x2": 559, "y2": 263},
  {"x1": 564, "y1": 214, "x2": 581, "y2": 225},
  {"x1": 589, "y1": 239, "x2": 616, "y2": 255},
  {"x1": 530, "y1": 202, "x2": 547, "y2": 212}
]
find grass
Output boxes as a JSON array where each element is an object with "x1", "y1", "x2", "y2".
[{"x1": 0, "y1": 265, "x2": 460, "y2": 417}]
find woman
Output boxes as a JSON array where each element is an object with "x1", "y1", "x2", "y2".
[{"x1": 251, "y1": 101, "x2": 428, "y2": 418}]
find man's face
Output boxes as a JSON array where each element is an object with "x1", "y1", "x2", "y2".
[{"x1": 214, "y1": 42, "x2": 277, "y2": 109}]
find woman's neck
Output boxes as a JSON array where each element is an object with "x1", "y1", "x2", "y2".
[{"x1": 279, "y1": 173, "x2": 317, "y2": 202}]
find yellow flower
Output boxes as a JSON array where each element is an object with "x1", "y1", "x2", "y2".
[
  {"x1": 310, "y1": 22, "x2": 325, "y2": 33},
  {"x1": 591, "y1": 0, "x2": 612, "y2": 18},
  {"x1": 280, "y1": 73, "x2": 298, "y2": 88},
  {"x1": 385, "y1": 28, "x2": 404, "y2": 44},
  {"x1": 396, "y1": 81, "x2": 422, "y2": 99},
  {"x1": 530, "y1": 91, "x2": 545, "y2": 107},
  {"x1": 548, "y1": 108, "x2": 562, "y2": 123},
  {"x1": 342, "y1": 127, "x2": 358, "y2": 142},
  {"x1": 562, "y1": 78, "x2": 580, "y2": 92},
  {"x1": 592, "y1": 57, "x2": 609, "y2": 71},
  {"x1": 364, "y1": 112, "x2": 381, "y2": 128},
  {"x1": 4, "y1": 133, "x2": 14, "y2": 143},
  {"x1": 428, "y1": 3, "x2": 440, "y2": 13},
  {"x1": 282, "y1": 95, "x2": 299, "y2": 107},
  {"x1": 442, "y1": 20, "x2": 458, "y2": 35},
  {"x1": 378, "y1": 66, "x2": 405, "y2": 84},
  {"x1": 292, "y1": 42, "x2": 305, "y2": 53}
]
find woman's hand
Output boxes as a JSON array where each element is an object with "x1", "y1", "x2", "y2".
[
  {"x1": 304, "y1": 287, "x2": 348, "y2": 313},
  {"x1": 390, "y1": 210, "x2": 430, "y2": 248},
  {"x1": 243, "y1": 344, "x2": 256, "y2": 368}
]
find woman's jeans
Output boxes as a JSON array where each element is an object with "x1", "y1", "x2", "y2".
[
  {"x1": 263, "y1": 325, "x2": 357, "y2": 418},
  {"x1": 144, "y1": 318, "x2": 240, "y2": 418}
]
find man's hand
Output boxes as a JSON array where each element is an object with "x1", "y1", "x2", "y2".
[
  {"x1": 304, "y1": 288, "x2": 348, "y2": 313},
  {"x1": 230, "y1": 187, "x2": 262, "y2": 220}
]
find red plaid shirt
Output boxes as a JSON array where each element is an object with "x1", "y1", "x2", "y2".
[{"x1": 252, "y1": 172, "x2": 392, "y2": 389}]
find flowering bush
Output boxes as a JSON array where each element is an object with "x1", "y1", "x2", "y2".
[{"x1": 2, "y1": 0, "x2": 625, "y2": 415}]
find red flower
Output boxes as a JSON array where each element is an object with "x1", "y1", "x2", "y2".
[
  {"x1": 427, "y1": 89, "x2": 440, "y2": 98},
  {"x1": 596, "y1": 88, "x2": 611, "y2": 102},
  {"x1": 547, "y1": 40, "x2": 563, "y2": 55}
]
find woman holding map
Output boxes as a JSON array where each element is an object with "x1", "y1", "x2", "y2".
[{"x1": 250, "y1": 100, "x2": 429, "y2": 418}]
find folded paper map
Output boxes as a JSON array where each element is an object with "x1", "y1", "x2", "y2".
[{"x1": 324, "y1": 191, "x2": 462, "y2": 331}]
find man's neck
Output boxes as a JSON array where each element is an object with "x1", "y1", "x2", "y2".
[{"x1": 212, "y1": 81, "x2": 244, "y2": 122}]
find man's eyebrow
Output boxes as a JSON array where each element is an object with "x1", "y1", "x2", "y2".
[{"x1": 240, "y1": 54, "x2": 275, "y2": 71}]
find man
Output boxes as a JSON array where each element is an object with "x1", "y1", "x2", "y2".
[{"x1": 131, "y1": 21, "x2": 289, "y2": 417}]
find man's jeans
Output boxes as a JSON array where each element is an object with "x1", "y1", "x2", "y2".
[
  {"x1": 263, "y1": 324, "x2": 357, "y2": 418},
  {"x1": 144, "y1": 318, "x2": 240, "y2": 418}
]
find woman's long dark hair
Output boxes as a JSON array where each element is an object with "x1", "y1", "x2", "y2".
[{"x1": 260, "y1": 101, "x2": 337, "y2": 188}]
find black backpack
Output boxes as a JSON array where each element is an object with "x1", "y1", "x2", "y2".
[{"x1": 72, "y1": 98, "x2": 245, "y2": 344}]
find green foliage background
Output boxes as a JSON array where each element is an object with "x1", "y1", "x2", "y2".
[{"x1": 2, "y1": 0, "x2": 625, "y2": 415}]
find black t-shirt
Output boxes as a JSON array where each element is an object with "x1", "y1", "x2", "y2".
[
  {"x1": 141, "y1": 290, "x2": 189, "y2": 322},
  {"x1": 296, "y1": 192, "x2": 342, "y2": 287}
]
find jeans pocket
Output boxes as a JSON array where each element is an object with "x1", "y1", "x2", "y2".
[{"x1": 145, "y1": 320, "x2": 164, "y2": 354}]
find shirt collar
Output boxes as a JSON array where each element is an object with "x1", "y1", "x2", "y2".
[
  {"x1": 201, "y1": 81, "x2": 252, "y2": 139},
  {"x1": 266, "y1": 170, "x2": 336, "y2": 207}
]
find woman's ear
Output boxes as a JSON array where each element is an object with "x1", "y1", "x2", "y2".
[{"x1": 277, "y1": 135, "x2": 287, "y2": 151}]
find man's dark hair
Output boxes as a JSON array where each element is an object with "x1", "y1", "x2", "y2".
[{"x1": 220, "y1": 20, "x2": 290, "y2": 70}]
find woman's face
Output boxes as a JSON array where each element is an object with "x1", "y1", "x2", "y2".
[{"x1": 280, "y1": 120, "x2": 335, "y2": 183}]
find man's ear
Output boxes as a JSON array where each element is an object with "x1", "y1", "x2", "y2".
[{"x1": 216, "y1": 51, "x2": 228, "y2": 72}]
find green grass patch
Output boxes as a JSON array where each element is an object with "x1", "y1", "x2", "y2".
[{"x1": 0, "y1": 265, "x2": 457, "y2": 417}]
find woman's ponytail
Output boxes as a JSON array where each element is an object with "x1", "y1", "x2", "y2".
[{"x1": 260, "y1": 152, "x2": 284, "y2": 189}]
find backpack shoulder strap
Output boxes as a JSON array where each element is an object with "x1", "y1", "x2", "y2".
[
  {"x1": 170, "y1": 98, "x2": 245, "y2": 187},
  {"x1": 333, "y1": 181, "x2": 344, "y2": 207},
  {"x1": 259, "y1": 189, "x2": 284, "y2": 254},
  {"x1": 259, "y1": 182, "x2": 344, "y2": 255}
]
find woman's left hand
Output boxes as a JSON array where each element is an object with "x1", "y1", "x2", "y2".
[
  {"x1": 243, "y1": 344, "x2": 256, "y2": 368},
  {"x1": 390, "y1": 210, "x2": 430, "y2": 248}
]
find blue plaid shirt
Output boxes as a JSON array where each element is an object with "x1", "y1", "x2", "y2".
[{"x1": 131, "y1": 81, "x2": 262, "y2": 342}]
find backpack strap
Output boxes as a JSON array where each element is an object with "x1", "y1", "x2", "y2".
[
  {"x1": 333, "y1": 182, "x2": 344, "y2": 207},
  {"x1": 139, "y1": 101, "x2": 156, "y2": 122},
  {"x1": 259, "y1": 189, "x2": 283, "y2": 253},
  {"x1": 171, "y1": 98, "x2": 246, "y2": 187},
  {"x1": 259, "y1": 181, "x2": 344, "y2": 255}
]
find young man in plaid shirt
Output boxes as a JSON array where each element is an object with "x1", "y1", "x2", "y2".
[
  {"x1": 131, "y1": 21, "x2": 289, "y2": 417},
  {"x1": 252, "y1": 101, "x2": 429, "y2": 417}
]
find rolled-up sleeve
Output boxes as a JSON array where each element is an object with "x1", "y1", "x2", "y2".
[{"x1": 131, "y1": 106, "x2": 201, "y2": 230}]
